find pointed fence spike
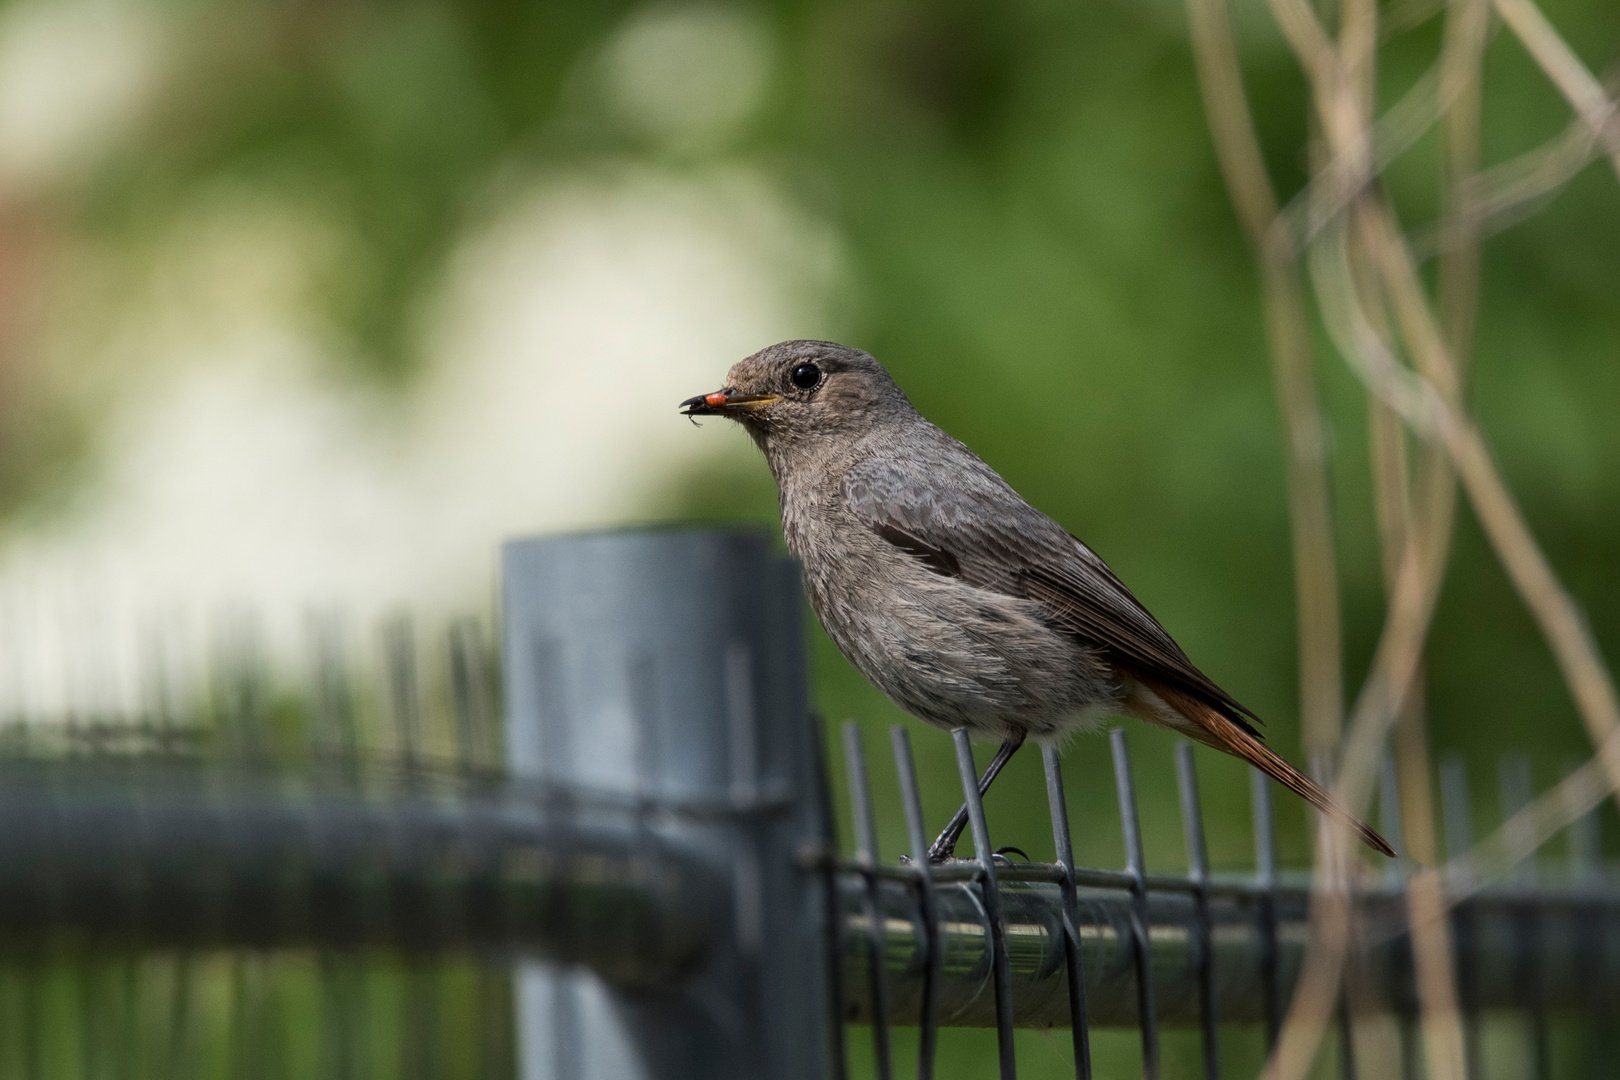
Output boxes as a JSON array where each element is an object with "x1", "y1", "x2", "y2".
[
  {"x1": 1380, "y1": 753, "x2": 1407, "y2": 890},
  {"x1": 1042, "y1": 745, "x2": 1092, "y2": 1080},
  {"x1": 842, "y1": 723, "x2": 892, "y2": 1080},
  {"x1": 952, "y1": 728, "x2": 1017, "y2": 1080},
  {"x1": 891, "y1": 727, "x2": 940, "y2": 1080},
  {"x1": 807, "y1": 713, "x2": 849, "y2": 1080},
  {"x1": 1175, "y1": 742, "x2": 1218, "y2": 1080},
  {"x1": 1110, "y1": 728, "x2": 1158, "y2": 1080},
  {"x1": 1438, "y1": 753, "x2": 1482, "y2": 1080},
  {"x1": 382, "y1": 613, "x2": 422, "y2": 776},
  {"x1": 1251, "y1": 767, "x2": 1281, "y2": 1050}
]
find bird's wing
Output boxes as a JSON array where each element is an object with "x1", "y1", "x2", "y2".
[
  {"x1": 842, "y1": 447, "x2": 1400, "y2": 858},
  {"x1": 841, "y1": 449, "x2": 1264, "y2": 729}
]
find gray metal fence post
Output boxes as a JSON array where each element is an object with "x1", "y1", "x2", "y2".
[{"x1": 502, "y1": 529, "x2": 827, "y2": 1080}]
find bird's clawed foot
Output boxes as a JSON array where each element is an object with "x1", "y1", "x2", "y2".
[
  {"x1": 919, "y1": 843, "x2": 1029, "y2": 867},
  {"x1": 926, "y1": 734, "x2": 1029, "y2": 864}
]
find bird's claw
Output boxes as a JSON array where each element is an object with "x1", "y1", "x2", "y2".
[{"x1": 923, "y1": 844, "x2": 1029, "y2": 867}]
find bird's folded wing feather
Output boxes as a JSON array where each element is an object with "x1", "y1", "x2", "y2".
[{"x1": 842, "y1": 449, "x2": 1264, "y2": 729}]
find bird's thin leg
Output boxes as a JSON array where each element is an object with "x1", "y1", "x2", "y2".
[{"x1": 927, "y1": 734, "x2": 1025, "y2": 863}]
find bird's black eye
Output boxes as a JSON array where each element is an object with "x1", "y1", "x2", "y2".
[{"x1": 791, "y1": 362, "x2": 822, "y2": 391}]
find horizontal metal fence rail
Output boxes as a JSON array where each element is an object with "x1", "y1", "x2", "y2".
[
  {"x1": 0, "y1": 759, "x2": 720, "y2": 987},
  {"x1": 823, "y1": 719, "x2": 1620, "y2": 1080},
  {"x1": 829, "y1": 873, "x2": 1620, "y2": 1027}
]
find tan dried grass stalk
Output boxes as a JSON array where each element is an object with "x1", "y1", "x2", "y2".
[
  {"x1": 1442, "y1": 727, "x2": 1620, "y2": 895},
  {"x1": 1183, "y1": 0, "x2": 1344, "y2": 759},
  {"x1": 1493, "y1": 0, "x2": 1620, "y2": 180},
  {"x1": 1190, "y1": 0, "x2": 1620, "y2": 1073}
]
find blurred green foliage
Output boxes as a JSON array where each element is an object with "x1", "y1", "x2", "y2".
[{"x1": 0, "y1": 951, "x2": 512, "y2": 1080}]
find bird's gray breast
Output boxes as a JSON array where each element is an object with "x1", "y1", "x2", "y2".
[{"x1": 777, "y1": 462, "x2": 1118, "y2": 739}]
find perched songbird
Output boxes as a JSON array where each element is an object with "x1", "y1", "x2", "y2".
[{"x1": 681, "y1": 340, "x2": 1393, "y2": 860}]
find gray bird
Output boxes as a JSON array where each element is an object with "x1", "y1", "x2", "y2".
[{"x1": 681, "y1": 340, "x2": 1393, "y2": 860}]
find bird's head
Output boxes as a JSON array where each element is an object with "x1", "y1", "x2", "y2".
[{"x1": 680, "y1": 341, "x2": 913, "y2": 454}]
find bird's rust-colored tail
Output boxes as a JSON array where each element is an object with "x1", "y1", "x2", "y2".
[{"x1": 1130, "y1": 676, "x2": 1396, "y2": 858}]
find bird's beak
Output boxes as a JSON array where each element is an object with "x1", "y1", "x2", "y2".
[{"x1": 679, "y1": 388, "x2": 781, "y2": 416}]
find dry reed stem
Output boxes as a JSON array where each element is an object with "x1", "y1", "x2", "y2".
[
  {"x1": 1492, "y1": 0, "x2": 1620, "y2": 180},
  {"x1": 1433, "y1": 408, "x2": 1620, "y2": 759},
  {"x1": 1354, "y1": 207, "x2": 1620, "y2": 810},
  {"x1": 1363, "y1": 375, "x2": 1467, "y2": 1080},
  {"x1": 1266, "y1": 0, "x2": 1338, "y2": 95},
  {"x1": 1318, "y1": 212, "x2": 1620, "y2": 831},
  {"x1": 1278, "y1": 0, "x2": 1494, "y2": 251},
  {"x1": 1261, "y1": 3, "x2": 1463, "y2": 1065},
  {"x1": 1394, "y1": 692, "x2": 1468, "y2": 1080},
  {"x1": 1182, "y1": 1, "x2": 1361, "y2": 1069},
  {"x1": 1439, "y1": 0, "x2": 1489, "y2": 373},
  {"x1": 1385, "y1": 0, "x2": 1450, "y2": 37},
  {"x1": 1183, "y1": 0, "x2": 1344, "y2": 757},
  {"x1": 1271, "y1": 120, "x2": 1468, "y2": 1080},
  {"x1": 1298, "y1": 9, "x2": 1620, "y2": 1068},
  {"x1": 1443, "y1": 726, "x2": 1620, "y2": 895},
  {"x1": 1196, "y1": 0, "x2": 1620, "y2": 1075},
  {"x1": 1341, "y1": 0, "x2": 1378, "y2": 121},
  {"x1": 1327, "y1": 207, "x2": 1620, "y2": 868},
  {"x1": 1256, "y1": 219, "x2": 1457, "y2": 1080},
  {"x1": 1389, "y1": 8, "x2": 1487, "y2": 1071},
  {"x1": 1260, "y1": 818, "x2": 1356, "y2": 1080},
  {"x1": 1360, "y1": 253, "x2": 1466, "y2": 1080},
  {"x1": 1253, "y1": 204, "x2": 1448, "y2": 1080},
  {"x1": 1205, "y1": 0, "x2": 1432, "y2": 1075},
  {"x1": 1282, "y1": 58, "x2": 1445, "y2": 249},
  {"x1": 1413, "y1": 60, "x2": 1620, "y2": 258}
]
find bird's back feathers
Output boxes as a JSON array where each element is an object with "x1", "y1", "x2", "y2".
[{"x1": 840, "y1": 428, "x2": 1394, "y2": 858}]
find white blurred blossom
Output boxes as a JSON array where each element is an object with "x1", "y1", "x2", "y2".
[{"x1": 0, "y1": 166, "x2": 843, "y2": 720}]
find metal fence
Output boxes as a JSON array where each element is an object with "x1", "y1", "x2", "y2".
[
  {"x1": 0, "y1": 528, "x2": 1615, "y2": 1080},
  {"x1": 821, "y1": 725, "x2": 1620, "y2": 1080}
]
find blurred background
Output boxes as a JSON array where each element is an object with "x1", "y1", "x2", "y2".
[{"x1": 0, "y1": 0, "x2": 1615, "y2": 1075}]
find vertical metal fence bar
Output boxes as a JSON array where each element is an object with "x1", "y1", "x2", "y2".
[
  {"x1": 727, "y1": 642, "x2": 771, "y2": 1080},
  {"x1": 1042, "y1": 745, "x2": 1093, "y2": 1080},
  {"x1": 1379, "y1": 754, "x2": 1418, "y2": 1080},
  {"x1": 1567, "y1": 757, "x2": 1601, "y2": 875},
  {"x1": 309, "y1": 615, "x2": 359, "y2": 778},
  {"x1": 1329, "y1": 761, "x2": 1359, "y2": 1080},
  {"x1": 951, "y1": 728, "x2": 1017, "y2": 1080},
  {"x1": 891, "y1": 727, "x2": 940, "y2": 1080},
  {"x1": 382, "y1": 615, "x2": 421, "y2": 776},
  {"x1": 1250, "y1": 769, "x2": 1281, "y2": 1051},
  {"x1": 1501, "y1": 755, "x2": 1549, "y2": 1080},
  {"x1": 844, "y1": 723, "x2": 893, "y2": 1080},
  {"x1": 448, "y1": 619, "x2": 492, "y2": 776},
  {"x1": 1111, "y1": 728, "x2": 1159, "y2": 1080},
  {"x1": 1175, "y1": 743, "x2": 1218, "y2": 1080},
  {"x1": 1499, "y1": 757, "x2": 1535, "y2": 888},
  {"x1": 1336, "y1": 995, "x2": 1357, "y2": 1080},
  {"x1": 1380, "y1": 755, "x2": 1407, "y2": 889},
  {"x1": 810, "y1": 714, "x2": 850, "y2": 1080},
  {"x1": 1439, "y1": 754, "x2": 1479, "y2": 1080},
  {"x1": 1566, "y1": 758, "x2": 1609, "y2": 1080}
]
